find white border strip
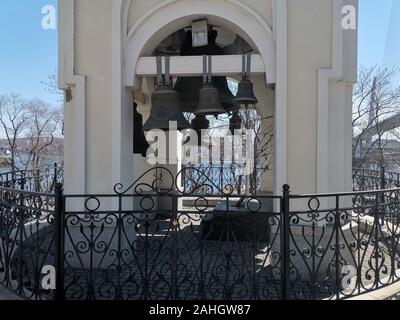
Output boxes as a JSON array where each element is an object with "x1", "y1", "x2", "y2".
[{"x1": 58, "y1": 0, "x2": 86, "y2": 194}]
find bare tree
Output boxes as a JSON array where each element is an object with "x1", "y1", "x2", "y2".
[
  {"x1": 353, "y1": 66, "x2": 400, "y2": 170},
  {"x1": 18, "y1": 100, "x2": 61, "y2": 170},
  {"x1": 42, "y1": 71, "x2": 65, "y2": 135},
  {"x1": 239, "y1": 108, "x2": 273, "y2": 194},
  {"x1": 182, "y1": 108, "x2": 274, "y2": 194},
  {"x1": 41, "y1": 70, "x2": 64, "y2": 105},
  {"x1": 0, "y1": 93, "x2": 30, "y2": 171}
]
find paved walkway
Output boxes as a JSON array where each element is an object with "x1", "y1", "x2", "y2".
[{"x1": 0, "y1": 285, "x2": 22, "y2": 300}]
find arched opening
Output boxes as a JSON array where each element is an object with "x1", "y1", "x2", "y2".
[
  {"x1": 123, "y1": 0, "x2": 276, "y2": 88},
  {"x1": 112, "y1": 0, "x2": 281, "y2": 198},
  {"x1": 132, "y1": 21, "x2": 274, "y2": 195}
]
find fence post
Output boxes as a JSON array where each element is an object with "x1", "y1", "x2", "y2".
[
  {"x1": 380, "y1": 166, "x2": 386, "y2": 216},
  {"x1": 55, "y1": 183, "x2": 65, "y2": 301},
  {"x1": 11, "y1": 170, "x2": 15, "y2": 189},
  {"x1": 54, "y1": 163, "x2": 58, "y2": 185},
  {"x1": 171, "y1": 194, "x2": 178, "y2": 300},
  {"x1": 397, "y1": 172, "x2": 400, "y2": 188},
  {"x1": 21, "y1": 171, "x2": 25, "y2": 191},
  {"x1": 18, "y1": 187, "x2": 24, "y2": 297},
  {"x1": 380, "y1": 166, "x2": 386, "y2": 191},
  {"x1": 281, "y1": 184, "x2": 290, "y2": 300},
  {"x1": 362, "y1": 169, "x2": 365, "y2": 191}
]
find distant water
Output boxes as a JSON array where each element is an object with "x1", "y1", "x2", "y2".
[{"x1": 0, "y1": 155, "x2": 62, "y2": 174}]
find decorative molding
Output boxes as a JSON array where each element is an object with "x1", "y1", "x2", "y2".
[
  {"x1": 126, "y1": 0, "x2": 274, "y2": 44},
  {"x1": 112, "y1": 0, "x2": 127, "y2": 190},
  {"x1": 274, "y1": 0, "x2": 288, "y2": 196},
  {"x1": 136, "y1": 55, "x2": 266, "y2": 77},
  {"x1": 317, "y1": 0, "x2": 358, "y2": 193},
  {"x1": 58, "y1": 0, "x2": 86, "y2": 195}
]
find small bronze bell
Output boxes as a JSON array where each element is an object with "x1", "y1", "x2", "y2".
[
  {"x1": 195, "y1": 85, "x2": 226, "y2": 116},
  {"x1": 143, "y1": 57, "x2": 191, "y2": 131},
  {"x1": 133, "y1": 102, "x2": 150, "y2": 157},
  {"x1": 194, "y1": 56, "x2": 226, "y2": 116},
  {"x1": 175, "y1": 76, "x2": 237, "y2": 113},
  {"x1": 234, "y1": 79, "x2": 258, "y2": 106},
  {"x1": 174, "y1": 29, "x2": 236, "y2": 113},
  {"x1": 233, "y1": 54, "x2": 258, "y2": 107}
]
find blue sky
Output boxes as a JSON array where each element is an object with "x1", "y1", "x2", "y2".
[
  {"x1": 0, "y1": 0, "x2": 399, "y2": 106},
  {"x1": 0, "y1": 0, "x2": 58, "y2": 105},
  {"x1": 358, "y1": 0, "x2": 399, "y2": 69}
]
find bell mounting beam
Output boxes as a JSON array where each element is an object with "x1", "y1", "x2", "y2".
[
  {"x1": 242, "y1": 53, "x2": 252, "y2": 80},
  {"x1": 135, "y1": 54, "x2": 266, "y2": 79}
]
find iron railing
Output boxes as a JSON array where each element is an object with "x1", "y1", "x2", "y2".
[
  {"x1": 0, "y1": 166, "x2": 399, "y2": 300},
  {"x1": 0, "y1": 163, "x2": 64, "y2": 193},
  {"x1": 352, "y1": 167, "x2": 400, "y2": 191},
  {"x1": 182, "y1": 163, "x2": 263, "y2": 195},
  {"x1": 0, "y1": 187, "x2": 56, "y2": 300}
]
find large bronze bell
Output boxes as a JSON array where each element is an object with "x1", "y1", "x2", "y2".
[
  {"x1": 133, "y1": 102, "x2": 150, "y2": 157},
  {"x1": 174, "y1": 76, "x2": 202, "y2": 113},
  {"x1": 194, "y1": 56, "x2": 226, "y2": 116},
  {"x1": 143, "y1": 57, "x2": 191, "y2": 131},
  {"x1": 233, "y1": 54, "x2": 258, "y2": 107},
  {"x1": 229, "y1": 111, "x2": 242, "y2": 134},
  {"x1": 143, "y1": 85, "x2": 191, "y2": 131},
  {"x1": 174, "y1": 29, "x2": 237, "y2": 113}
]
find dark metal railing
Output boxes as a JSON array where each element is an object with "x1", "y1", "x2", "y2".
[
  {"x1": 287, "y1": 187, "x2": 400, "y2": 299},
  {"x1": 352, "y1": 167, "x2": 400, "y2": 191},
  {"x1": 182, "y1": 163, "x2": 263, "y2": 195},
  {"x1": 0, "y1": 166, "x2": 399, "y2": 300},
  {"x1": 0, "y1": 186, "x2": 56, "y2": 300},
  {"x1": 0, "y1": 163, "x2": 64, "y2": 193}
]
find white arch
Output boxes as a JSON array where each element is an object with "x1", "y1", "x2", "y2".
[
  {"x1": 112, "y1": 0, "x2": 287, "y2": 199},
  {"x1": 123, "y1": 0, "x2": 277, "y2": 87}
]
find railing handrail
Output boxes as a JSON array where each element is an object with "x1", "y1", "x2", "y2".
[
  {"x1": 0, "y1": 165, "x2": 61, "y2": 176},
  {"x1": 0, "y1": 165, "x2": 398, "y2": 196},
  {"x1": 353, "y1": 167, "x2": 400, "y2": 176},
  {"x1": 290, "y1": 187, "x2": 400, "y2": 198},
  {"x1": 0, "y1": 185, "x2": 56, "y2": 197}
]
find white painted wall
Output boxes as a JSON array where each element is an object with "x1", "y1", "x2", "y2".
[{"x1": 286, "y1": 0, "x2": 332, "y2": 194}]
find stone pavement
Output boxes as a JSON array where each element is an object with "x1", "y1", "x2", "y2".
[{"x1": 0, "y1": 285, "x2": 22, "y2": 300}]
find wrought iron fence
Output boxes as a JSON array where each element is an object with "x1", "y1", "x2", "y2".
[
  {"x1": 288, "y1": 187, "x2": 400, "y2": 299},
  {"x1": 182, "y1": 163, "x2": 264, "y2": 195},
  {"x1": 0, "y1": 163, "x2": 63, "y2": 193},
  {"x1": 0, "y1": 187, "x2": 56, "y2": 300},
  {"x1": 353, "y1": 167, "x2": 400, "y2": 191},
  {"x1": 62, "y1": 194, "x2": 281, "y2": 300},
  {"x1": 0, "y1": 166, "x2": 400, "y2": 300}
]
